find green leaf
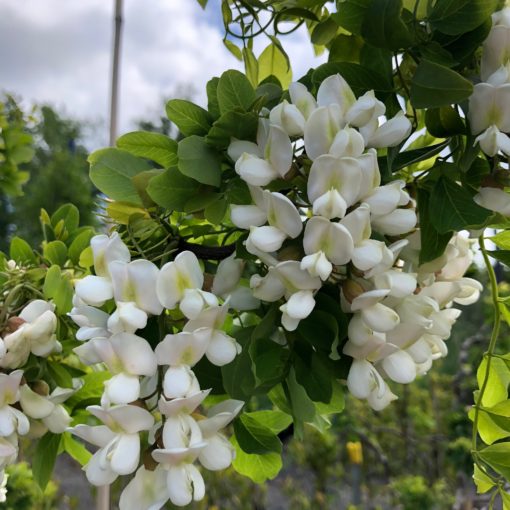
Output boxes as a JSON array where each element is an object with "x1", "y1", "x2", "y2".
[
  {"x1": 43, "y1": 265, "x2": 62, "y2": 300},
  {"x1": 473, "y1": 464, "x2": 496, "y2": 494},
  {"x1": 62, "y1": 432, "x2": 92, "y2": 466},
  {"x1": 217, "y1": 70, "x2": 256, "y2": 114},
  {"x1": 429, "y1": 0, "x2": 497, "y2": 35},
  {"x1": 488, "y1": 250, "x2": 510, "y2": 266},
  {"x1": 477, "y1": 356, "x2": 510, "y2": 407},
  {"x1": 9, "y1": 236, "x2": 36, "y2": 265},
  {"x1": 226, "y1": 178, "x2": 252, "y2": 205},
  {"x1": 329, "y1": 34, "x2": 362, "y2": 64},
  {"x1": 490, "y1": 231, "x2": 510, "y2": 250},
  {"x1": 294, "y1": 345, "x2": 333, "y2": 403},
  {"x1": 425, "y1": 106, "x2": 465, "y2": 137},
  {"x1": 53, "y1": 276, "x2": 74, "y2": 314},
  {"x1": 258, "y1": 43, "x2": 292, "y2": 89},
  {"x1": 417, "y1": 188, "x2": 453, "y2": 264},
  {"x1": 222, "y1": 328, "x2": 256, "y2": 400},
  {"x1": 234, "y1": 413, "x2": 282, "y2": 454},
  {"x1": 47, "y1": 361, "x2": 73, "y2": 388},
  {"x1": 243, "y1": 47, "x2": 259, "y2": 87},
  {"x1": 68, "y1": 229, "x2": 94, "y2": 265},
  {"x1": 32, "y1": 432, "x2": 61, "y2": 490},
  {"x1": 177, "y1": 136, "x2": 222, "y2": 187},
  {"x1": 223, "y1": 38, "x2": 242, "y2": 60},
  {"x1": 43, "y1": 240, "x2": 68, "y2": 267},
  {"x1": 478, "y1": 442, "x2": 510, "y2": 480},
  {"x1": 165, "y1": 99, "x2": 212, "y2": 136},
  {"x1": 66, "y1": 372, "x2": 111, "y2": 410},
  {"x1": 470, "y1": 407, "x2": 510, "y2": 445},
  {"x1": 206, "y1": 77, "x2": 221, "y2": 119},
  {"x1": 333, "y1": 0, "x2": 369, "y2": 35},
  {"x1": 249, "y1": 333, "x2": 288, "y2": 390},
  {"x1": 382, "y1": 140, "x2": 451, "y2": 175},
  {"x1": 285, "y1": 368, "x2": 316, "y2": 438},
  {"x1": 204, "y1": 197, "x2": 228, "y2": 224},
  {"x1": 206, "y1": 110, "x2": 258, "y2": 149},
  {"x1": 361, "y1": 0, "x2": 413, "y2": 50},
  {"x1": 117, "y1": 131, "x2": 178, "y2": 168},
  {"x1": 410, "y1": 60, "x2": 473, "y2": 108},
  {"x1": 311, "y1": 18, "x2": 338, "y2": 46},
  {"x1": 315, "y1": 380, "x2": 345, "y2": 416},
  {"x1": 298, "y1": 310, "x2": 338, "y2": 353},
  {"x1": 231, "y1": 436, "x2": 283, "y2": 483},
  {"x1": 501, "y1": 490, "x2": 510, "y2": 510},
  {"x1": 247, "y1": 410, "x2": 292, "y2": 434},
  {"x1": 89, "y1": 148, "x2": 151, "y2": 204},
  {"x1": 51, "y1": 203, "x2": 80, "y2": 233},
  {"x1": 429, "y1": 176, "x2": 492, "y2": 233},
  {"x1": 147, "y1": 167, "x2": 197, "y2": 211},
  {"x1": 312, "y1": 62, "x2": 392, "y2": 95}
]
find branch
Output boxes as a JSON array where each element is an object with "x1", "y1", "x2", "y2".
[{"x1": 178, "y1": 239, "x2": 236, "y2": 260}]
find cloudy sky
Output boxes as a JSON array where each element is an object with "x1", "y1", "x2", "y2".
[{"x1": 0, "y1": 0, "x2": 325, "y2": 149}]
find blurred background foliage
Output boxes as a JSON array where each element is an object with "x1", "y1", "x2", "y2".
[{"x1": 0, "y1": 94, "x2": 97, "y2": 251}]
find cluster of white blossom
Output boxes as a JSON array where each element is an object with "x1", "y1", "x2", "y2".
[
  {"x1": 0, "y1": 298, "x2": 77, "y2": 500},
  {"x1": 469, "y1": 7, "x2": 510, "y2": 216},
  {"x1": 228, "y1": 73, "x2": 480, "y2": 410},
  {"x1": 69, "y1": 233, "x2": 245, "y2": 508}
]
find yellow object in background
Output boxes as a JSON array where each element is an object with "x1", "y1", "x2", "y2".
[{"x1": 346, "y1": 441, "x2": 363, "y2": 464}]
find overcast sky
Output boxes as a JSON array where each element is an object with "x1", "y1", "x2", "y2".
[{"x1": 0, "y1": 0, "x2": 325, "y2": 149}]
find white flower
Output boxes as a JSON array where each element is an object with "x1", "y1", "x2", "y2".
[
  {"x1": 156, "y1": 252, "x2": 204, "y2": 311},
  {"x1": 0, "y1": 371, "x2": 29, "y2": 437},
  {"x1": 474, "y1": 186, "x2": 510, "y2": 216},
  {"x1": 346, "y1": 90, "x2": 385, "y2": 128},
  {"x1": 316, "y1": 74, "x2": 356, "y2": 113},
  {"x1": 109, "y1": 259, "x2": 163, "y2": 316},
  {"x1": 69, "y1": 305, "x2": 110, "y2": 341},
  {"x1": 481, "y1": 9, "x2": 510, "y2": 81},
  {"x1": 234, "y1": 189, "x2": 302, "y2": 254},
  {"x1": 328, "y1": 127, "x2": 365, "y2": 158},
  {"x1": 270, "y1": 100, "x2": 306, "y2": 136},
  {"x1": 362, "y1": 111, "x2": 412, "y2": 148},
  {"x1": 19, "y1": 383, "x2": 79, "y2": 434},
  {"x1": 280, "y1": 290, "x2": 316, "y2": 331},
  {"x1": 119, "y1": 466, "x2": 168, "y2": 510},
  {"x1": 468, "y1": 82, "x2": 510, "y2": 135},
  {"x1": 74, "y1": 333, "x2": 157, "y2": 405},
  {"x1": 307, "y1": 155, "x2": 362, "y2": 219},
  {"x1": 197, "y1": 399, "x2": 243, "y2": 471},
  {"x1": 183, "y1": 303, "x2": 241, "y2": 367},
  {"x1": 302, "y1": 216, "x2": 354, "y2": 277},
  {"x1": 341, "y1": 204, "x2": 387, "y2": 271},
  {"x1": 90, "y1": 233, "x2": 131, "y2": 278},
  {"x1": 233, "y1": 125, "x2": 293, "y2": 186},
  {"x1": 151, "y1": 446, "x2": 207, "y2": 507},
  {"x1": 1, "y1": 300, "x2": 60, "y2": 368},
  {"x1": 349, "y1": 290, "x2": 400, "y2": 333},
  {"x1": 71, "y1": 404, "x2": 154, "y2": 486},
  {"x1": 304, "y1": 105, "x2": 344, "y2": 160},
  {"x1": 289, "y1": 82, "x2": 317, "y2": 119},
  {"x1": 0, "y1": 470, "x2": 7, "y2": 503},
  {"x1": 211, "y1": 256, "x2": 260, "y2": 311},
  {"x1": 474, "y1": 125, "x2": 510, "y2": 156}
]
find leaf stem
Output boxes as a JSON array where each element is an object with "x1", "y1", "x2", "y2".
[{"x1": 472, "y1": 235, "x2": 502, "y2": 474}]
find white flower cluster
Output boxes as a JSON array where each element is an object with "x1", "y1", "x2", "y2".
[
  {"x1": 343, "y1": 232, "x2": 481, "y2": 410},
  {"x1": 469, "y1": 7, "x2": 510, "y2": 216},
  {"x1": 228, "y1": 74, "x2": 480, "y2": 410},
  {"x1": 69, "y1": 233, "x2": 245, "y2": 508},
  {"x1": 229, "y1": 74, "x2": 414, "y2": 332},
  {"x1": 0, "y1": 309, "x2": 77, "y2": 500}
]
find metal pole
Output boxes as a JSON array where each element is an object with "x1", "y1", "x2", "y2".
[
  {"x1": 97, "y1": 2, "x2": 123, "y2": 508},
  {"x1": 109, "y1": 0, "x2": 123, "y2": 146}
]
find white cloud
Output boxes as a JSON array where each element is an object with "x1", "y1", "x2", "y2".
[{"x1": 0, "y1": 0, "x2": 324, "y2": 149}]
